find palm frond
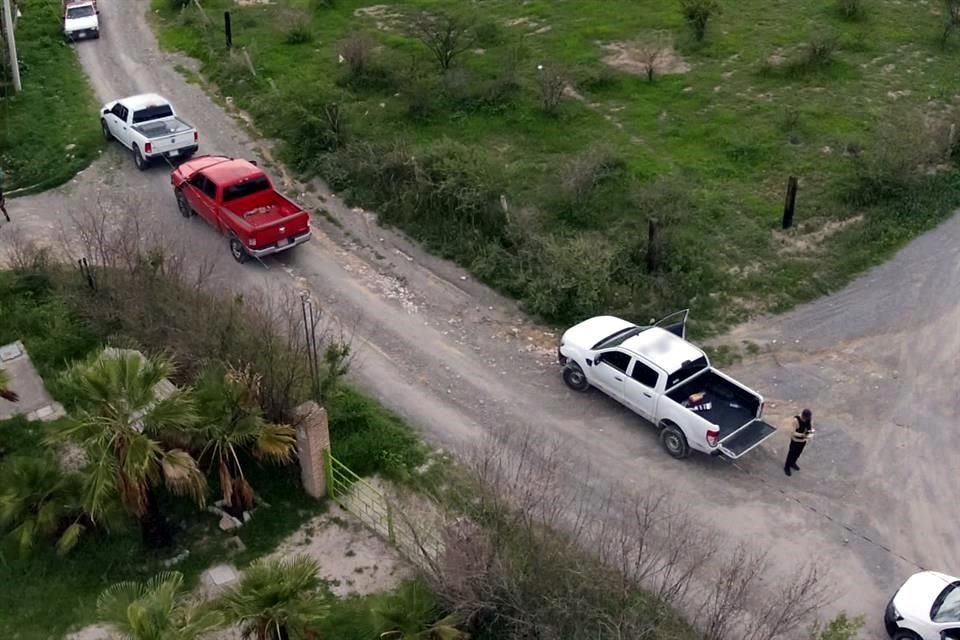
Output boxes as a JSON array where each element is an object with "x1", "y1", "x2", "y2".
[
  {"x1": 254, "y1": 424, "x2": 297, "y2": 464},
  {"x1": 56, "y1": 522, "x2": 86, "y2": 556},
  {"x1": 160, "y1": 449, "x2": 207, "y2": 506}
]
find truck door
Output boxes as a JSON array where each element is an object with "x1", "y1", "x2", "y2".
[
  {"x1": 184, "y1": 174, "x2": 219, "y2": 228},
  {"x1": 590, "y1": 350, "x2": 630, "y2": 402},
  {"x1": 653, "y1": 309, "x2": 689, "y2": 339},
  {"x1": 106, "y1": 103, "x2": 132, "y2": 149},
  {"x1": 623, "y1": 358, "x2": 660, "y2": 420}
]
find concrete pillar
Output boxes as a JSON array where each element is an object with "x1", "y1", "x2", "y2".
[{"x1": 294, "y1": 401, "x2": 330, "y2": 499}]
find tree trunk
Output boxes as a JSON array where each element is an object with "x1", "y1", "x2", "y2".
[{"x1": 139, "y1": 487, "x2": 174, "y2": 549}]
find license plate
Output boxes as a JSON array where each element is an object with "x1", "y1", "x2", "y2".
[
  {"x1": 169, "y1": 149, "x2": 179, "y2": 157},
  {"x1": 277, "y1": 238, "x2": 290, "y2": 247}
]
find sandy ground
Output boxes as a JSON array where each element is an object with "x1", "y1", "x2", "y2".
[{"x1": 7, "y1": 0, "x2": 960, "y2": 636}]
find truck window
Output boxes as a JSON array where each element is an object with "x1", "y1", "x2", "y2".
[
  {"x1": 132, "y1": 104, "x2": 174, "y2": 124},
  {"x1": 200, "y1": 177, "x2": 217, "y2": 199},
  {"x1": 66, "y1": 5, "x2": 95, "y2": 18},
  {"x1": 629, "y1": 360, "x2": 660, "y2": 388},
  {"x1": 111, "y1": 103, "x2": 125, "y2": 119},
  {"x1": 222, "y1": 175, "x2": 271, "y2": 203},
  {"x1": 597, "y1": 351, "x2": 631, "y2": 373}
]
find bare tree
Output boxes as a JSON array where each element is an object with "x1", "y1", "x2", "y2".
[
  {"x1": 412, "y1": 11, "x2": 475, "y2": 72},
  {"x1": 536, "y1": 63, "x2": 569, "y2": 115},
  {"x1": 635, "y1": 35, "x2": 670, "y2": 82},
  {"x1": 944, "y1": 0, "x2": 960, "y2": 45}
]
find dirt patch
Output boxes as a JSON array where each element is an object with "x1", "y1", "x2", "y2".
[
  {"x1": 600, "y1": 41, "x2": 690, "y2": 76},
  {"x1": 270, "y1": 507, "x2": 415, "y2": 596},
  {"x1": 774, "y1": 215, "x2": 865, "y2": 256},
  {"x1": 234, "y1": 0, "x2": 272, "y2": 5},
  {"x1": 354, "y1": 4, "x2": 405, "y2": 31}
]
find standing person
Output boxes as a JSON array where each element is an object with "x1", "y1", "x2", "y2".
[
  {"x1": 784, "y1": 408, "x2": 814, "y2": 476},
  {"x1": 0, "y1": 187, "x2": 9, "y2": 223}
]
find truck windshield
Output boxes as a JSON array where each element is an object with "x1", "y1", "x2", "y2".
[
  {"x1": 132, "y1": 105, "x2": 174, "y2": 124},
  {"x1": 66, "y1": 5, "x2": 95, "y2": 17},
  {"x1": 592, "y1": 326, "x2": 642, "y2": 350},
  {"x1": 223, "y1": 175, "x2": 271, "y2": 203}
]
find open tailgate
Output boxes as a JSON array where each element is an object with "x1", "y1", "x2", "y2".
[{"x1": 717, "y1": 419, "x2": 777, "y2": 459}]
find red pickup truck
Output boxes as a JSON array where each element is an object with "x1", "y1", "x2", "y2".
[{"x1": 171, "y1": 156, "x2": 312, "y2": 263}]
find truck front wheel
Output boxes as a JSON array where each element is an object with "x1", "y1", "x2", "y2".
[
  {"x1": 660, "y1": 425, "x2": 690, "y2": 459},
  {"x1": 230, "y1": 237, "x2": 250, "y2": 264},
  {"x1": 101, "y1": 119, "x2": 112, "y2": 141},
  {"x1": 174, "y1": 189, "x2": 192, "y2": 218},
  {"x1": 562, "y1": 363, "x2": 589, "y2": 392}
]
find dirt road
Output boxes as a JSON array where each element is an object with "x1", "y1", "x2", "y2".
[{"x1": 5, "y1": 0, "x2": 957, "y2": 634}]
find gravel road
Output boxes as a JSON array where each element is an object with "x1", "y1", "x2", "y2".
[{"x1": 5, "y1": 0, "x2": 958, "y2": 635}]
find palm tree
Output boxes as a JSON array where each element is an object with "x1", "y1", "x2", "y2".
[
  {"x1": 0, "y1": 454, "x2": 87, "y2": 556},
  {"x1": 220, "y1": 555, "x2": 329, "y2": 640},
  {"x1": 0, "y1": 367, "x2": 19, "y2": 402},
  {"x1": 193, "y1": 364, "x2": 297, "y2": 516},
  {"x1": 97, "y1": 571, "x2": 224, "y2": 640},
  {"x1": 60, "y1": 351, "x2": 207, "y2": 547},
  {"x1": 373, "y1": 581, "x2": 468, "y2": 640}
]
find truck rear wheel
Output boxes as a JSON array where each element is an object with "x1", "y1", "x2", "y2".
[
  {"x1": 660, "y1": 425, "x2": 690, "y2": 459},
  {"x1": 562, "y1": 363, "x2": 589, "y2": 392},
  {"x1": 133, "y1": 145, "x2": 147, "y2": 171},
  {"x1": 230, "y1": 237, "x2": 250, "y2": 264}
]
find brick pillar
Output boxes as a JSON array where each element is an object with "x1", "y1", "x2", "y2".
[{"x1": 294, "y1": 401, "x2": 330, "y2": 498}]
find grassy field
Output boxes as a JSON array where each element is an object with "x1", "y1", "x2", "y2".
[
  {"x1": 0, "y1": 268, "x2": 426, "y2": 638},
  {"x1": 0, "y1": 0, "x2": 102, "y2": 193},
  {"x1": 153, "y1": 0, "x2": 960, "y2": 334}
]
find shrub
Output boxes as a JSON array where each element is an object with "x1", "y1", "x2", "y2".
[
  {"x1": 338, "y1": 32, "x2": 373, "y2": 76},
  {"x1": 550, "y1": 145, "x2": 626, "y2": 226},
  {"x1": 283, "y1": 16, "x2": 314, "y2": 45},
  {"x1": 805, "y1": 31, "x2": 836, "y2": 67},
  {"x1": 167, "y1": 0, "x2": 191, "y2": 10},
  {"x1": 836, "y1": 0, "x2": 866, "y2": 21},
  {"x1": 412, "y1": 10, "x2": 476, "y2": 71},
  {"x1": 310, "y1": 0, "x2": 335, "y2": 10},
  {"x1": 535, "y1": 63, "x2": 570, "y2": 115},
  {"x1": 680, "y1": 0, "x2": 720, "y2": 44},
  {"x1": 815, "y1": 613, "x2": 865, "y2": 640},
  {"x1": 474, "y1": 19, "x2": 504, "y2": 46}
]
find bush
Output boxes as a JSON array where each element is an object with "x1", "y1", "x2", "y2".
[
  {"x1": 535, "y1": 63, "x2": 570, "y2": 115},
  {"x1": 680, "y1": 0, "x2": 720, "y2": 44},
  {"x1": 836, "y1": 0, "x2": 866, "y2": 21},
  {"x1": 549, "y1": 145, "x2": 627, "y2": 226},
  {"x1": 275, "y1": 91, "x2": 350, "y2": 172},
  {"x1": 804, "y1": 31, "x2": 837, "y2": 67},
  {"x1": 474, "y1": 19, "x2": 504, "y2": 46},
  {"x1": 283, "y1": 15, "x2": 314, "y2": 45}
]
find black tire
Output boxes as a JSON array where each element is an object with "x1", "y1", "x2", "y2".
[
  {"x1": 133, "y1": 145, "x2": 148, "y2": 171},
  {"x1": 101, "y1": 119, "x2": 112, "y2": 141},
  {"x1": 230, "y1": 237, "x2": 250, "y2": 263},
  {"x1": 174, "y1": 189, "x2": 192, "y2": 218},
  {"x1": 562, "y1": 363, "x2": 589, "y2": 392},
  {"x1": 660, "y1": 424, "x2": 690, "y2": 459},
  {"x1": 892, "y1": 632, "x2": 922, "y2": 640}
]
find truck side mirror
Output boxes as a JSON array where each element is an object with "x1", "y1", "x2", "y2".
[
  {"x1": 102, "y1": 108, "x2": 109, "y2": 115},
  {"x1": 249, "y1": 160, "x2": 258, "y2": 166}
]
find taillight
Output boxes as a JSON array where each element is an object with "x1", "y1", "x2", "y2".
[
  {"x1": 706, "y1": 428, "x2": 719, "y2": 447},
  {"x1": 194, "y1": 131, "x2": 198, "y2": 142},
  {"x1": 144, "y1": 142, "x2": 152, "y2": 154}
]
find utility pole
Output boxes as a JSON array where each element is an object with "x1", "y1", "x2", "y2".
[{"x1": 2, "y1": 0, "x2": 21, "y2": 94}]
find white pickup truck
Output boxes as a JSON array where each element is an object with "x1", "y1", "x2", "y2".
[
  {"x1": 100, "y1": 94, "x2": 199, "y2": 170},
  {"x1": 63, "y1": 0, "x2": 99, "y2": 41},
  {"x1": 558, "y1": 311, "x2": 778, "y2": 460}
]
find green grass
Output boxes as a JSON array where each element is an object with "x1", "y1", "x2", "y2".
[
  {"x1": 152, "y1": 0, "x2": 960, "y2": 335},
  {"x1": 0, "y1": 0, "x2": 102, "y2": 193},
  {"x1": 0, "y1": 268, "x2": 427, "y2": 637}
]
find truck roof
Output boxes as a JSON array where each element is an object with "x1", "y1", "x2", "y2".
[
  {"x1": 119, "y1": 93, "x2": 170, "y2": 112},
  {"x1": 621, "y1": 327, "x2": 706, "y2": 373},
  {"x1": 201, "y1": 158, "x2": 263, "y2": 185}
]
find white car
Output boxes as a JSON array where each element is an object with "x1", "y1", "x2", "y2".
[{"x1": 885, "y1": 571, "x2": 960, "y2": 640}]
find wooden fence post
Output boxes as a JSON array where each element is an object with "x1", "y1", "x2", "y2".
[{"x1": 782, "y1": 176, "x2": 798, "y2": 230}]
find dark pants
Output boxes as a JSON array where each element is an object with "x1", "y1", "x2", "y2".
[{"x1": 785, "y1": 440, "x2": 806, "y2": 470}]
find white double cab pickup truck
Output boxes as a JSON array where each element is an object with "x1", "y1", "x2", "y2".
[
  {"x1": 100, "y1": 94, "x2": 199, "y2": 170},
  {"x1": 558, "y1": 310, "x2": 778, "y2": 460}
]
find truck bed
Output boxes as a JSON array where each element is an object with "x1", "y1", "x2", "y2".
[
  {"x1": 666, "y1": 370, "x2": 761, "y2": 439},
  {"x1": 223, "y1": 190, "x2": 302, "y2": 225},
  {"x1": 133, "y1": 117, "x2": 193, "y2": 140}
]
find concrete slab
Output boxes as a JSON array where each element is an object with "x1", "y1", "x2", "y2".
[{"x1": 0, "y1": 341, "x2": 66, "y2": 423}]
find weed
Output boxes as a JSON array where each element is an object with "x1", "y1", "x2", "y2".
[
  {"x1": 836, "y1": 0, "x2": 867, "y2": 21},
  {"x1": 680, "y1": 0, "x2": 720, "y2": 44},
  {"x1": 284, "y1": 15, "x2": 314, "y2": 45}
]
